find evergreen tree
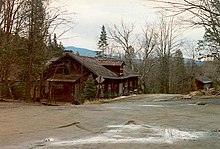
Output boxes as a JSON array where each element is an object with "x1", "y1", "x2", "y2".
[
  {"x1": 197, "y1": 0, "x2": 220, "y2": 59},
  {"x1": 48, "y1": 33, "x2": 64, "y2": 57},
  {"x1": 125, "y1": 45, "x2": 135, "y2": 71},
  {"x1": 76, "y1": 51, "x2": 80, "y2": 56},
  {"x1": 170, "y1": 49, "x2": 187, "y2": 93},
  {"x1": 97, "y1": 25, "x2": 108, "y2": 57},
  {"x1": 22, "y1": 0, "x2": 47, "y2": 101},
  {"x1": 83, "y1": 75, "x2": 96, "y2": 101}
]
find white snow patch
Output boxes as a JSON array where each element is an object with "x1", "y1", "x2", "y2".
[
  {"x1": 113, "y1": 94, "x2": 136, "y2": 100},
  {"x1": 187, "y1": 104, "x2": 197, "y2": 106},
  {"x1": 107, "y1": 124, "x2": 143, "y2": 130},
  {"x1": 163, "y1": 128, "x2": 201, "y2": 140},
  {"x1": 113, "y1": 96, "x2": 127, "y2": 100},
  {"x1": 46, "y1": 124, "x2": 206, "y2": 147}
]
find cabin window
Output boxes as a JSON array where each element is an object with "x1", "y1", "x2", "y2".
[
  {"x1": 63, "y1": 61, "x2": 71, "y2": 75},
  {"x1": 45, "y1": 82, "x2": 49, "y2": 93},
  {"x1": 130, "y1": 81, "x2": 133, "y2": 88},
  {"x1": 55, "y1": 83, "x2": 64, "y2": 89}
]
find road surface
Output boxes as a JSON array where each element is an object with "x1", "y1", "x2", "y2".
[{"x1": 0, "y1": 94, "x2": 220, "y2": 149}]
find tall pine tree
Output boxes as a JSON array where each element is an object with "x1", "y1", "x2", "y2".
[
  {"x1": 170, "y1": 49, "x2": 187, "y2": 93},
  {"x1": 20, "y1": 0, "x2": 50, "y2": 101},
  {"x1": 97, "y1": 25, "x2": 108, "y2": 57},
  {"x1": 48, "y1": 33, "x2": 64, "y2": 57}
]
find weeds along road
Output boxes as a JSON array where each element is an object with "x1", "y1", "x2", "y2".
[{"x1": 0, "y1": 94, "x2": 220, "y2": 149}]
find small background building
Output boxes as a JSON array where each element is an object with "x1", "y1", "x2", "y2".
[{"x1": 195, "y1": 76, "x2": 213, "y2": 90}]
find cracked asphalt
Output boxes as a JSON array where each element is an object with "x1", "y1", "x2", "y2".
[{"x1": 0, "y1": 94, "x2": 220, "y2": 149}]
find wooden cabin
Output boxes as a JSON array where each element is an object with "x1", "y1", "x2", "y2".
[
  {"x1": 195, "y1": 76, "x2": 213, "y2": 90},
  {"x1": 42, "y1": 51, "x2": 139, "y2": 103}
]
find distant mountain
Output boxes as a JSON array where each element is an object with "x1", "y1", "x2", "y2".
[
  {"x1": 65, "y1": 46, "x2": 97, "y2": 57},
  {"x1": 63, "y1": 47, "x2": 205, "y2": 66}
]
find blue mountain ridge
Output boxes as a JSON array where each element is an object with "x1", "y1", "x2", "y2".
[
  {"x1": 64, "y1": 46, "x2": 204, "y2": 66},
  {"x1": 184, "y1": 58, "x2": 203, "y2": 66},
  {"x1": 65, "y1": 46, "x2": 98, "y2": 57}
]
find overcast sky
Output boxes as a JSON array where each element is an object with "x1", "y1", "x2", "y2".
[{"x1": 53, "y1": 0, "x2": 204, "y2": 50}]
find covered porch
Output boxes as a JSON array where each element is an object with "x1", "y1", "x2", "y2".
[{"x1": 44, "y1": 75, "x2": 81, "y2": 103}]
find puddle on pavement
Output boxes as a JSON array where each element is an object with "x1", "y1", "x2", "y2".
[{"x1": 36, "y1": 121, "x2": 207, "y2": 147}]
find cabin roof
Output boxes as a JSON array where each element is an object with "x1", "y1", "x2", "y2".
[
  {"x1": 47, "y1": 52, "x2": 139, "y2": 79},
  {"x1": 67, "y1": 53, "x2": 118, "y2": 78},
  {"x1": 196, "y1": 76, "x2": 212, "y2": 84},
  {"x1": 96, "y1": 58, "x2": 125, "y2": 66},
  {"x1": 46, "y1": 57, "x2": 59, "y2": 67}
]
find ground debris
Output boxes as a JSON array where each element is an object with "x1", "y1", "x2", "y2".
[
  {"x1": 212, "y1": 129, "x2": 220, "y2": 132},
  {"x1": 196, "y1": 102, "x2": 207, "y2": 106},
  {"x1": 44, "y1": 138, "x2": 54, "y2": 142},
  {"x1": 56, "y1": 122, "x2": 80, "y2": 129},
  {"x1": 124, "y1": 120, "x2": 137, "y2": 125}
]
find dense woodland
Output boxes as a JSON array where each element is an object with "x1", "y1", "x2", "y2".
[
  {"x1": 0, "y1": 0, "x2": 219, "y2": 101},
  {"x1": 0, "y1": 0, "x2": 65, "y2": 101}
]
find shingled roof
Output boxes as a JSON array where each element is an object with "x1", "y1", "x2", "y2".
[
  {"x1": 96, "y1": 58, "x2": 125, "y2": 66},
  {"x1": 67, "y1": 52, "x2": 118, "y2": 78},
  {"x1": 196, "y1": 76, "x2": 212, "y2": 84},
  {"x1": 48, "y1": 51, "x2": 139, "y2": 79}
]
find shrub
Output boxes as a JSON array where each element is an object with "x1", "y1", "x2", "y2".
[
  {"x1": 83, "y1": 75, "x2": 96, "y2": 101},
  {"x1": 12, "y1": 82, "x2": 26, "y2": 100}
]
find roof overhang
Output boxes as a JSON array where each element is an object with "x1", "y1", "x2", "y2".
[
  {"x1": 46, "y1": 79, "x2": 77, "y2": 83},
  {"x1": 103, "y1": 75, "x2": 139, "y2": 80}
]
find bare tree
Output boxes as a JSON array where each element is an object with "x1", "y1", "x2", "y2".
[
  {"x1": 0, "y1": 0, "x2": 25, "y2": 100},
  {"x1": 150, "y1": 0, "x2": 220, "y2": 57},
  {"x1": 0, "y1": 0, "x2": 3, "y2": 12},
  {"x1": 155, "y1": 14, "x2": 182, "y2": 93},
  {"x1": 136, "y1": 24, "x2": 157, "y2": 93},
  {"x1": 108, "y1": 21, "x2": 141, "y2": 71},
  {"x1": 184, "y1": 43, "x2": 201, "y2": 91}
]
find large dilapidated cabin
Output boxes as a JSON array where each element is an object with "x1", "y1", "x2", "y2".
[{"x1": 42, "y1": 51, "x2": 139, "y2": 102}]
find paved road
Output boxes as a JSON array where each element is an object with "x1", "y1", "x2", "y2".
[{"x1": 0, "y1": 94, "x2": 220, "y2": 149}]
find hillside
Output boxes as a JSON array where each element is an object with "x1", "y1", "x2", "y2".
[
  {"x1": 65, "y1": 46, "x2": 98, "y2": 57},
  {"x1": 184, "y1": 58, "x2": 203, "y2": 66}
]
